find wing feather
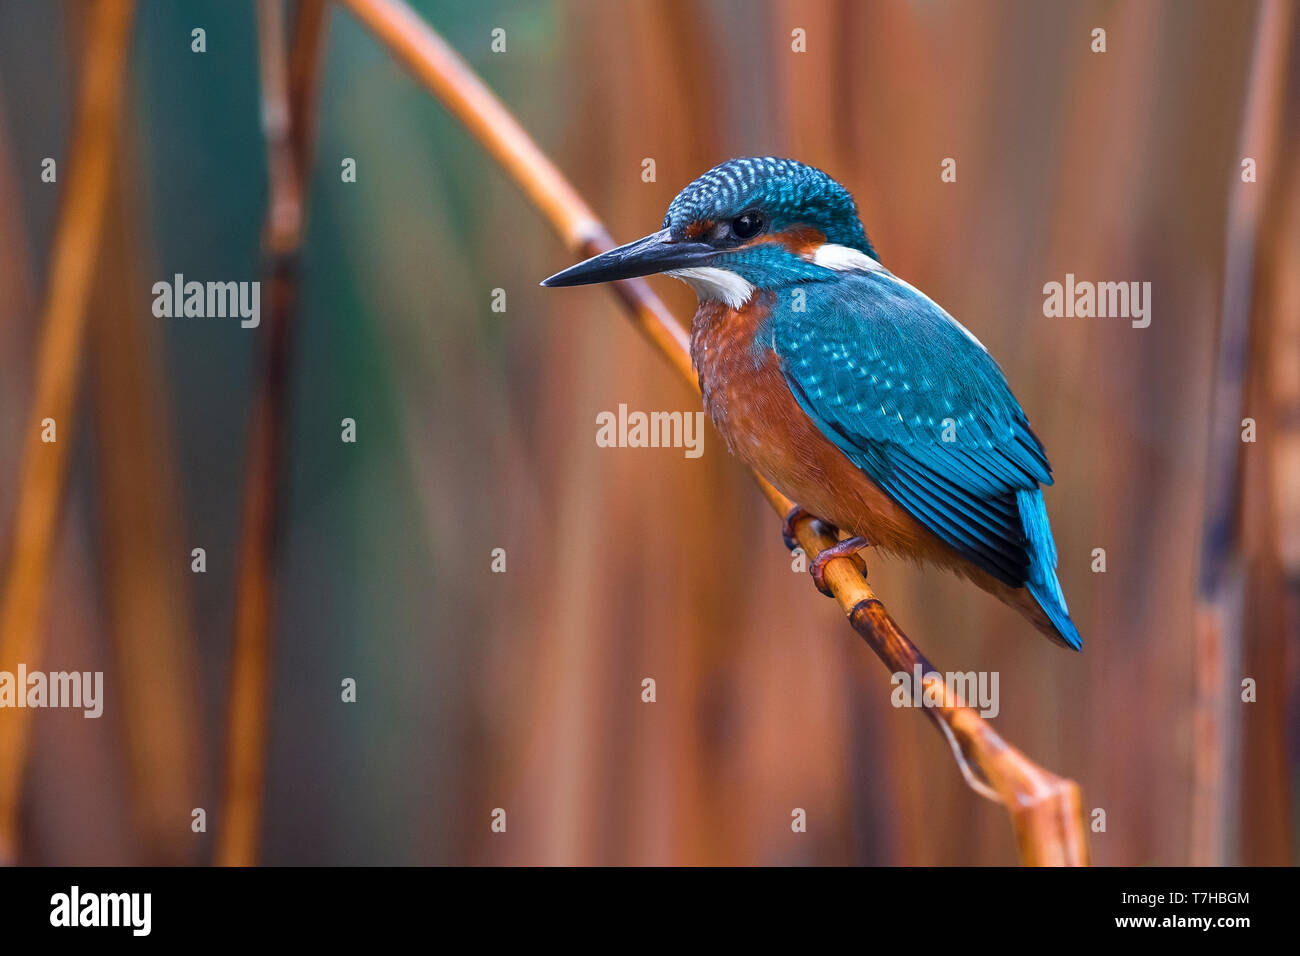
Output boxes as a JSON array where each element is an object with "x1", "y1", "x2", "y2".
[{"x1": 771, "y1": 271, "x2": 1050, "y2": 589}]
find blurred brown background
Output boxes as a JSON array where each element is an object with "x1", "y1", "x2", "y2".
[{"x1": 0, "y1": 0, "x2": 1296, "y2": 865}]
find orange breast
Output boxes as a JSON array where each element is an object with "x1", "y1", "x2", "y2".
[
  {"x1": 689, "y1": 294, "x2": 1068, "y2": 640},
  {"x1": 689, "y1": 294, "x2": 961, "y2": 567}
]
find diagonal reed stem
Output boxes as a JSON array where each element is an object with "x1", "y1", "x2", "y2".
[
  {"x1": 0, "y1": 0, "x2": 136, "y2": 865},
  {"x1": 337, "y1": 0, "x2": 1089, "y2": 865},
  {"x1": 215, "y1": 0, "x2": 328, "y2": 867}
]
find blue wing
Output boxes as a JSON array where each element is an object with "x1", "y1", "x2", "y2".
[{"x1": 768, "y1": 270, "x2": 1080, "y2": 648}]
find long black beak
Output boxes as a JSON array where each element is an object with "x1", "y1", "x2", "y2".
[{"x1": 541, "y1": 229, "x2": 715, "y2": 287}]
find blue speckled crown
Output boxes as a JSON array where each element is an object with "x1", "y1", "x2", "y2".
[{"x1": 664, "y1": 157, "x2": 876, "y2": 258}]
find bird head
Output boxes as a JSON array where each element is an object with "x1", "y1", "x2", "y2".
[{"x1": 541, "y1": 157, "x2": 880, "y2": 307}]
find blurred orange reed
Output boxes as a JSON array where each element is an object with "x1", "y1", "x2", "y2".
[{"x1": 0, "y1": 0, "x2": 136, "y2": 865}]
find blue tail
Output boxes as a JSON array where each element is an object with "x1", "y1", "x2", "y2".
[{"x1": 1016, "y1": 489, "x2": 1082, "y2": 650}]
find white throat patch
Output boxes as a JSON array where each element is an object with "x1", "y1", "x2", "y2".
[{"x1": 665, "y1": 267, "x2": 755, "y2": 309}]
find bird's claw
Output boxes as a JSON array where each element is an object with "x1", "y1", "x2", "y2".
[
  {"x1": 809, "y1": 536, "x2": 870, "y2": 597},
  {"x1": 782, "y1": 505, "x2": 824, "y2": 551},
  {"x1": 781, "y1": 506, "x2": 807, "y2": 550}
]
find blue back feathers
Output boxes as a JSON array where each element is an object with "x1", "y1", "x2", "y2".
[{"x1": 763, "y1": 272, "x2": 1082, "y2": 649}]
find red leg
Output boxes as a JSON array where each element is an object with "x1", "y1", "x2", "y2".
[{"x1": 809, "y1": 536, "x2": 870, "y2": 597}]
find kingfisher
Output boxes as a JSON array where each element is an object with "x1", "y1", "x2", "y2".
[{"x1": 542, "y1": 157, "x2": 1081, "y2": 649}]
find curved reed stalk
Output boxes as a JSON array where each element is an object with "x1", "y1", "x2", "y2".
[
  {"x1": 216, "y1": 0, "x2": 328, "y2": 868},
  {"x1": 0, "y1": 0, "x2": 136, "y2": 865},
  {"x1": 338, "y1": 0, "x2": 1089, "y2": 865}
]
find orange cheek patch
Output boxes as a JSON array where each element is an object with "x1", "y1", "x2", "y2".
[
  {"x1": 748, "y1": 226, "x2": 827, "y2": 258},
  {"x1": 684, "y1": 219, "x2": 716, "y2": 240}
]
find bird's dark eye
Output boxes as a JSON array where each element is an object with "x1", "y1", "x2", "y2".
[{"x1": 730, "y1": 212, "x2": 764, "y2": 240}]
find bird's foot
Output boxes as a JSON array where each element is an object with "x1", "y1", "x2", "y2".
[
  {"x1": 782, "y1": 505, "x2": 829, "y2": 551},
  {"x1": 809, "y1": 536, "x2": 870, "y2": 597}
]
